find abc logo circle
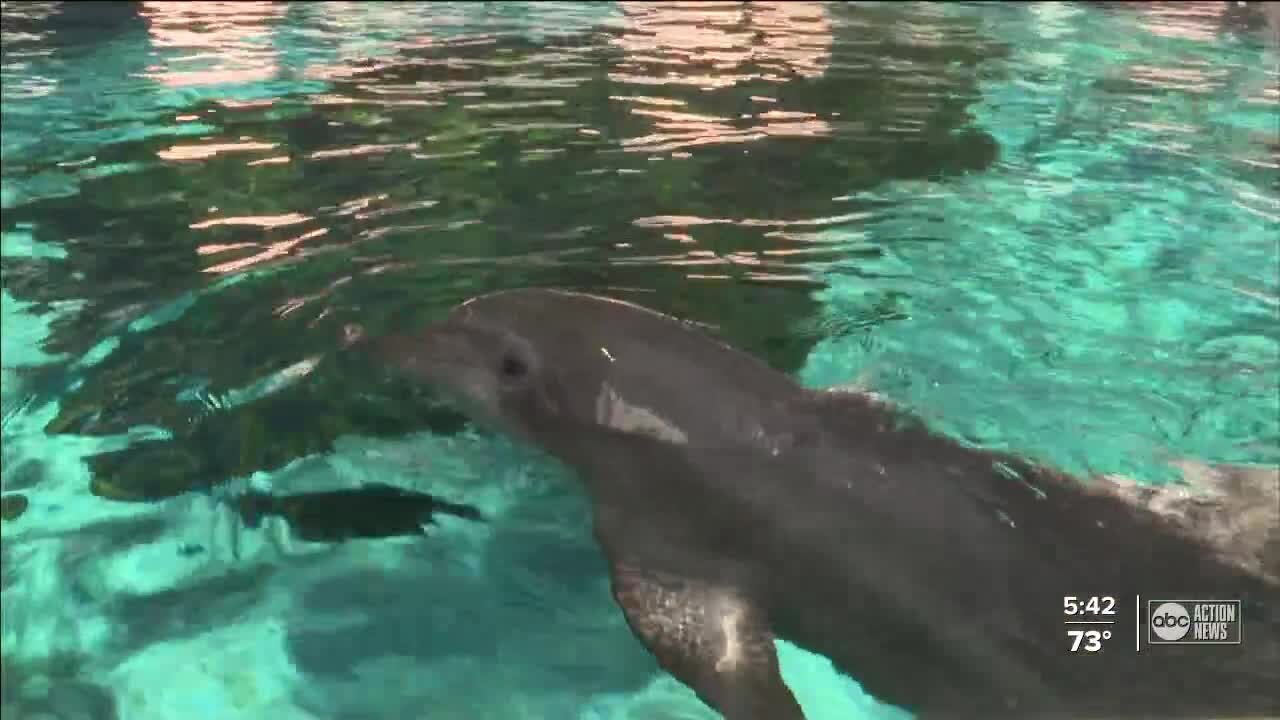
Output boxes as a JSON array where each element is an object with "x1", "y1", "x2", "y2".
[{"x1": 1150, "y1": 601, "x2": 1191, "y2": 641}]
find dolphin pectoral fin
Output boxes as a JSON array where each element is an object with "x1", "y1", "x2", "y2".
[{"x1": 608, "y1": 561, "x2": 806, "y2": 720}]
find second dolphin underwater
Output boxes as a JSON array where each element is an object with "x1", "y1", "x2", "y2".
[{"x1": 368, "y1": 288, "x2": 1279, "y2": 720}]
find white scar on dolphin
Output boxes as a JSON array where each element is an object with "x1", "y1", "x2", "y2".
[
  {"x1": 715, "y1": 601, "x2": 747, "y2": 674},
  {"x1": 595, "y1": 382, "x2": 690, "y2": 446}
]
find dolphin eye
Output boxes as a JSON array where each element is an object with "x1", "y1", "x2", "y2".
[{"x1": 499, "y1": 352, "x2": 528, "y2": 380}]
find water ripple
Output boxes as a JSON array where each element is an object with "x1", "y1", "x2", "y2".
[{"x1": 2, "y1": 0, "x2": 1274, "y2": 503}]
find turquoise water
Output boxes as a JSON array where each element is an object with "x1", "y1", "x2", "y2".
[{"x1": 2, "y1": 2, "x2": 1276, "y2": 719}]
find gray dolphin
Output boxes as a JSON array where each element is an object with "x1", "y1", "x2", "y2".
[{"x1": 371, "y1": 287, "x2": 1280, "y2": 720}]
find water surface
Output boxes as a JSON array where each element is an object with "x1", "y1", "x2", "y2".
[{"x1": 1, "y1": 3, "x2": 1277, "y2": 719}]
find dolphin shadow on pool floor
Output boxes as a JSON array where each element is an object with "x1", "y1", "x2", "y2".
[{"x1": 282, "y1": 477, "x2": 669, "y2": 719}]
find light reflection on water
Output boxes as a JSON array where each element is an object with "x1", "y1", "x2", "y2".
[{"x1": 0, "y1": 0, "x2": 1274, "y2": 469}]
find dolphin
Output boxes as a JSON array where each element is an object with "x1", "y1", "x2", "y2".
[{"x1": 370, "y1": 287, "x2": 1279, "y2": 720}]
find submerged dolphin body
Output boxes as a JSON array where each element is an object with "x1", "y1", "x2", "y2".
[{"x1": 371, "y1": 287, "x2": 1279, "y2": 720}]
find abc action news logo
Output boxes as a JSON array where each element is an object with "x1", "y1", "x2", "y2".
[{"x1": 1147, "y1": 600, "x2": 1242, "y2": 644}]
